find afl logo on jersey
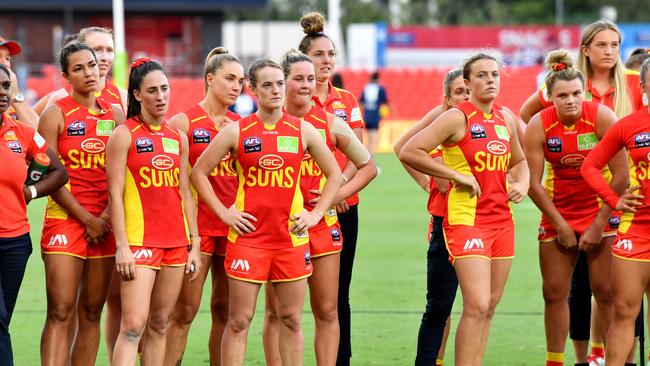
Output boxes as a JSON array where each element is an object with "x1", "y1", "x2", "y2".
[
  {"x1": 634, "y1": 132, "x2": 650, "y2": 148},
  {"x1": 330, "y1": 227, "x2": 341, "y2": 242},
  {"x1": 67, "y1": 121, "x2": 86, "y2": 136},
  {"x1": 81, "y1": 138, "x2": 105, "y2": 153},
  {"x1": 470, "y1": 124, "x2": 486, "y2": 139},
  {"x1": 546, "y1": 137, "x2": 562, "y2": 153},
  {"x1": 259, "y1": 154, "x2": 284, "y2": 170},
  {"x1": 6, "y1": 140, "x2": 22, "y2": 153},
  {"x1": 560, "y1": 153, "x2": 584, "y2": 167},
  {"x1": 333, "y1": 109, "x2": 347, "y2": 122},
  {"x1": 192, "y1": 129, "x2": 210, "y2": 144},
  {"x1": 135, "y1": 137, "x2": 154, "y2": 153},
  {"x1": 608, "y1": 215, "x2": 621, "y2": 229},
  {"x1": 486, "y1": 140, "x2": 507, "y2": 155},
  {"x1": 244, "y1": 136, "x2": 262, "y2": 153},
  {"x1": 151, "y1": 155, "x2": 174, "y2": 170}
]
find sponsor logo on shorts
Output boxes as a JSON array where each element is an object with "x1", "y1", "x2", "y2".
[
  {"x1": 151, "y1": 155, "x2": 174, "y2": 170},
  {"x1": 244, "y1": 136, "x2": 262, "y2": 153},
  {"x1": 463, "y1": 238, "x2": 484, "y2": 251},
  {"x1": 538, "y1": 226, "x2": 546, "y2": 237},
  {"x1": 330, "y1": 227, "x2": 341, "y2": 243},
  {"x1": 133, "y1": 249, "x2": 153, "y2": 260},
  {"x1": 135, "y1": 137, "x2": 154, "y2": 153},
  {"x1": 615, "y1": 238, "x2": 633, "y2": 251},
  {"x1": 67, "y1": 121, "x2": 86, "y2": 136},
  {"x1": 560, "y1": 153, "x2": 584, "y2": 167},
  {"x1": 304, "y1": 251, "x2": 311, "y2": 266},
  {"x1": 486, "y1": 140, "x2": 507, "y2": 155},
  {"x1": 259, "y1": 154, "x2": 284, "y2": 170},
  {"x1": 6, "y1": 140, "x2": 22, "y2": 153},
  {"x1": 230, "y1": 258, "x2": 250, "y2": 273},
  {"x1": 546, "y1": 137, "x2": 562, "y2": 153},
  {"x1": 3, "y1": 130, "x2": 17, "y2": 141},
  {"x1": 634, "y1": 132, "x2": 650, "y2": 148},
  {"x1": 192, "y1": 128, "x2": 211, "y2": 144},
  {"x1": 608, "y1": 216, "x2": 621, "y2": 229},
  {"x1": 81, "y1": 138, "x2": 105, "y2": 153},
  {"x1": 48, "y1": 234, "x2": 68, "y2": 247},
  {"x1": 470, "y1": 124, "x2": 486, "y2": 139}
]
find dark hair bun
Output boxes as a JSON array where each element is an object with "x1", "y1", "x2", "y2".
[{"x1": 300, "y1": 12, "x2": 325, "y2": 35}]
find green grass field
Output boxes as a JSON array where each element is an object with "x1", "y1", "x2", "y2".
[{"x1": 10, "y1": 153, "x2": 628, "y2": 365}]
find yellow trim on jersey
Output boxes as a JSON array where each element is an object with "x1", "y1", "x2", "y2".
[
  {"x1": 625, "y1": 68, "x2": 641, "y2": 76},
  {"x1": 289, "y1": 174, "x2": 309, "y2": 247},
  {"x1": 544, "y1": 121, "x2": 560, "y2": 133},
  {"x1": 105, "y1": 88, "x2": 120, "y2": 99},
  {"x1": 583, "y1": 119, "x2": 594, "y2": 127},
  {"x1": 65, "y1": 107, "x2": 80, "y2": 116},
  {"x1": 124, "y1": 169, "x2": 145, "y2": 246},
  {"x1": 309, "y1": 114, "x2": 326, "y2": 124},
  {"x1": 241, "y1": 121, "x2": 258, "y2": 132},
  {"x1": 311, "y1": 248, "x2": 342, "y2": 258},
  {"x1": 619, "y1": 160, "x2": 639, "y2": 234},
  {"x1": 45, "y1": 181, "x2": 71, "y2": 220},
  {"x1": 87, "y1": 254, "x2": 116, "y2": 259},
  {"x1": 467, "y1": 111, "x2": 477, "y2": 120},
  {"x1": 228, "y1": 161, "x2": 247, "y2": 243},
  {"x1": 282, "y1": 121, "x2": 300, "y2": 131},
  {"x1": 452, "y1": 254, "x2": 491, "y2": 262},
  {"x1": 442, "y1": 145, "x2": 477, "y2": 226},
  {"x1": 130, "y1": 125, "x2": 142, "y2": 133},
  {"x1": 543, "y1": 161, "x2": 555, "y2": 201},
  {"x1": 482, "y1": 112, "x2": 492, "y2": 120},
  {"x1": 190, "y1": 115, "x2": 207, "y2": 123}
]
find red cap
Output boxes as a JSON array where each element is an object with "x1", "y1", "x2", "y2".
[{"x1": 0, "y1": 37, "x2": 21, "y2": 56}]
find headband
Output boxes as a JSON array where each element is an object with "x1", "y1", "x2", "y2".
[
  {"x1": 130, "y1": 57, "x2": 152, "y2": 71},
  {"x1": 553, "y1": 63, "x2": 567, "y2": 71}
]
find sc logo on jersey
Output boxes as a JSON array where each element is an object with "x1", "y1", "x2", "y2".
[
  {"x1": 560, "y1": 154, "x2": 584, "y2": 167},
  {"x1": 81, "y1": 138, "x2": 105, "y2": 153},
  {"x1": 151, "y1": 155, "x2": 174, "y2": 170},
  {"x1": 244, "y1": 136, "x2": 262, "y2": 153},
  {"x1": 192, "y1": 129, "x2": 210, "y2": 144},
  {"x1": 67, "y1": 121, "x2": 86, "y2": 136},
  {"x1": 486, "y1": 141, "x2": 507, "y2": 155},
  {"x1": 470, "y1": 124, "x2": 486, "y2": 139},
  {"x1": 635, "y1": 132, "x2": 650, "y2": 148},
  {"x1": 135, "y1": 137, "x2": 154, "y2": 153},
  {"x1": 546, "y1": 137, "x2": 562, "y2": 153},
  {"x1": 259, "y1": 154, "x2": 284, "y2": 170}
]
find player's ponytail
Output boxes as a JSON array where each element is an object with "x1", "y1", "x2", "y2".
[{"x1": 204, "y1": 47, "x2": 241, "y2": 92}]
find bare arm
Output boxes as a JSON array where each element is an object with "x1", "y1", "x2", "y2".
[
  {"x1": 178, "y1": 132, "x2": 202, "y2": 279},
  {"x1": 520, "y1": 90, "x2": 546, "y2": 124},
  {"x1": 169, "y1": 112, "x2": 190, "y2": 135},
  {"x1": 503, "y1": 110, "x2": 529, "y2": 204}
]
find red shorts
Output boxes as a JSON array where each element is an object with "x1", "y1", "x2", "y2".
[
  {"x1": 443, "y1": 224, "x2": 514, "y2": 262},
  {"x1": 224, "y1": 242, "x2": 312, "y2": 283},
  {"x1": 310, "y1": 224, "x2": 343, "y2": 258},
  {"x1": 41, "y1": 218, "x2": 116, "y2": 259},
  {"x1": 130, "y1": 245, "x2": 188, "y2": 270},
  {"x1": 200, "y1": 235, "x2": 228, "y2": 257},
  {"x1": 538, "y1": 213, "x2": 620, "y2": 242},
  {"x1": 612, "y1": 233, "x2": 650, "y2": 261}
]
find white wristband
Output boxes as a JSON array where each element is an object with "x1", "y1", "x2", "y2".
[{"x1": 28, "y1": 185, "x2": 37, "y2": 200}]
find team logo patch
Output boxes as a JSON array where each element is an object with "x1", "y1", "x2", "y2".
[
  {"x1": 494, "y1": 125, "x2": 510, "y2": 140},
  {"x1": 3, "y1": 130, "x2": 17, "y2": 141},
  {"x1": 259, "y1": 154, "x2": 284, "y2": 170},
  {"x1": 304, "y1": 251, "x2": 312, "y2": 266},
  {"x1": 244, "y1": 136, "x2": 262, "y2": 153},
  {"x1": 162, "y1": 138, "x2": 179, "y2": 155},
  {"x1": 6, "y1": 140, "x2": 22, "y2": 153},
  {"x1": 192, "y1": 129, "x2": 211, "y2": 144},
  {"x1": 47, "y1": 234, "x2": 68, "y2": 248},
  {"x1": 151, "y1": 155, "x2": 174, "y2": 170},
  {"x1": 634, "y1": 132, "x2": 650, "y2": 148},
  {"x1": 327, "y1": 207, "x2": 337, "y2": 218},
  {"x1": 463, "y1": 238, "x2": 484, "y2": 252},
  {"x1": 486, "y1": 140, "x2": 507, "y2": 155},
  {"x1": 230, "y1": 258, "x2": 250, "y2": 273},
  {"x1": 81, "y1": 138, "x2": 105, "y2": 153},
  {"x1": 608, "y1": 215, "x2": 621, "y2": 229},
  {"x1": 334, "y1": 109, "x2": 347, "y2": 122},
  {"x1": 577, "y1": 133, "x2": 598, "y2": 151},
  {"x1": 546, "y1": 137, "x2": 562, "y2": 153},
  {"x1": 277, "y1": 136, "x2": 298, "y2": 153},
  {"x1": 96, "y1": 119, "x2": 116, "y2": 136},
  {"x1": 67, "y1": 121, "x2": 86, "y2": 136},
  {"x1": 560, "y1": 153, "x2": 584, "y2": 167},
  {"x1": 470, "y1": 124, "x2": 486, "y2": 139},
  {"x1": 538, "y1": 226, "x2": 546, "y2": 237},
  {"x1": 615, "y1": 238, "x2": 633, "y2": 251},
  {"x1": 350, "y1": 107, "x2": 362, "y2": 122},
  {"x1": 135, "y1": 137, "x2": 154, "y2": 153},
  {"x1": 330, "y1": 227, "x2": 341, "y2": 242}
]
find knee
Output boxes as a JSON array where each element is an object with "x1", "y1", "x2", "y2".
[
  {"x1": 591, "y1": 283, "x2": 613, "y2": 304},
  {"x1": 277, "y1": 311, "x2": 302, "y2": 333},
  {"x1": 312, "y1": 302, "x2": 338, "y2": 325},
  {"x1": 462, "y1": 299, "x2": 490, "y2": 320},
  {"x1": 211, "y1": 297, "x2": 229, "y2": 324},
  {"x1": 228, "y1": 312, "x2": 253, "y2": 334},
  {"x1": 120, "y1": 317, "x2": 146, "y2": 343},
  {"x1": 613, "y1": 298, "x2": 640, "y2": 321},
  {"x1": 81, "y1": 303, "x2": 105, "y2": 323},
  {"x1": 542, "y1": 282, "x2": 570, "y2": 305},
  {"x1": 148, "y1": 312, "x2": 172, "y2": 336},
  {"x1": 173, "y1": 303, "x2": 199, "y2": 325},
  {"x1": 47, "y1": 301, "x2": 75, "y2": 323}
]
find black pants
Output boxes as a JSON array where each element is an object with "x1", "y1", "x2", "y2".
[
  {"x1": 336, "y1": 205, "x2": 359, "y2": 366},
  {"x1": 415, "y1": 216, "x2": 459, "y2": 366},
  {"x1": 0, "y1": 233, "x2": 32, "y2": 366}
]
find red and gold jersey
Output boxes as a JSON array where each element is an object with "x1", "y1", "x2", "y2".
[
  {"x1": 228, "y1": 112, "x2": 307, "y2": 249},
  {"x1": 297, "y1": 104, "x2": 338, "y2": 231},
  {"x1": 427, "y1": 147, "x2": 447, "y2": 217},
  {"x1": 313, "y1": 82, "x2": 365, "y2": 206},
  {"x1": 538, "y1": 72, "x2": 644, "y2": 112},
  {"x1": 99, "y1": 80, "x2": 124, "y2": 111},
  {"x1": 541, "y1": 101, "x2": 603, "y2": 232},
  {"x1": 442, "y1": 101, "x2": 512, "y2": 228},
  {"x1": 184, "y1": 104, "x2": 241, "y2": 237},
  {"x1": 583, "y1": 109, "x2": 650, "y2": 238},
  {"x1": 122, "y1": 117, "x2": 189, "y2": 248},
  {"x1": 0, "y1": 115, "x2": 48, "y2": 237},
  {"x1": 45, "y1": 96, "x2": 117, "y2": 220}
]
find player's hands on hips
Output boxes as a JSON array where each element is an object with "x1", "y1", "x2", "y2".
[
  {"x1": 616, "y1": 185, "x2": 643, "y2": 213},
  {"x1": 308, "y1": 189, "x2": 322, "y2": 207},
  {"x1": 115, "y1": 244, "x2": 136, "y2": 281},
  {"x1": 221, "y1": 205, "x2": 257, "y2": 235},
  {"x1": 507, "y1": 181, "x2": 528, "y2": 204},
  {"x1": 557, "y1": 223, "x2": 577, "y2": 249},
  {"x1": 578, "y1": 224, "x2": 602, "y2": 251},
  {"x1": 186, "y1": 243, "x2": 202, "y2": 281},
  {"x1": 290, "y1": 209, "x2": 320, "y2": 236},
  {"x1": 452, "y1": 172, "x2": 481, "y2": 198}
]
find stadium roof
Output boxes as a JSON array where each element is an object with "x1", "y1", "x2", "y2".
[{"x1": 0, "y1": 0, "x2": 267, "y2": 11}]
